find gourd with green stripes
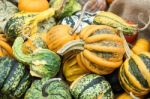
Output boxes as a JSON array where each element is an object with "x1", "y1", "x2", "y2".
[
  {"x1": 0, "y1": 57, "x2": 31, "y2": 98},
  {"x1": 94, "y1": 11, "x2": 137, "y2": 34},
  {"x1": 119, "y1": 52, "x2": 150, "y2": 96},
  {"x1": 70, "y1": 74, "x2": 114, "y2": 99},
  {"x1": 24, "y1": 78, "x2": 72, "y2": 99},
  {"x1": 12, "y1": 37, "x2": 61, "y2": 78}
]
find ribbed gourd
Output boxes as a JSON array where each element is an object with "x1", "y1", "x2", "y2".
[
  {"x1": 70, "y1": 74, "x2": 114, "y2": 99},
  {"x1": 0, "y1": 57, "x2": 31, "y2": 98},
  {"x1": 12, "y1": 37, "x2": 61, "y2": 78},
  {"x1": 0, "y1": 34, "x2": 13, "y2": 57},
  {"x1": 94, "y1": 11, "x2": 137, "y2": 34},
  {"x1": 61, "y1": 11, "x2": 95, "y2": 33},
  {"x1": 58, "y1": 25, "x2": 125, "y2": 75},
  {"x1": 63, "y1": 55, "x2": 89, "y2": 82},
  {"x1": 24, "y1": 78, "x2": 72, "y2": 99},
  {"x1": 4, "y1": 8, "x2": 55, "y2": 41},
  {"x1": 119, "y1": 52, "x2": 150, "y2": 96}
]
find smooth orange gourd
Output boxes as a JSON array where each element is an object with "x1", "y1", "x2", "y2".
[{"x1": 18, "y1": 0, "x2": 49, "y2": 12}]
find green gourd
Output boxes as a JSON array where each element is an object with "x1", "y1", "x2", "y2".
[{"x1": 12, "y1": 37, "x2": 61, "y2": 78}]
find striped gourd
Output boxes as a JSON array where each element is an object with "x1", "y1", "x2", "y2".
[
  {"x1": 0, "y1": 57, "x2": 31, "y2": 98},
  {"x1": 24, "y1": 78, "x2": 72, "y2": 99},
  {"x1": 70, "y1": 74, "x2": 114, "y2": 99},
  {"x1": 119, "y1": 52, "x2": 150, "y2": 96},
  {"x1": 94, "y1": 11, "x2": 137, "y2": 34},
  {"x1": 58, "y1": 25, "x2": 125, "y2": 75}
]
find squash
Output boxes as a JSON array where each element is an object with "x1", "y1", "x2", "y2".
[
  {"x1": 70, "y1": 74, "x2": 114, "y2": 99},
  {"x1": 0, "y1": 57, "x2": 31, "y2": 98},
  {"x1": 132, "y1": 38, "x2": 150, "y2": 55},
  {"x1": 12, "y1": 37, "x2": 61, "y2": 78},
  {"x1": 119, "y1": 52, "x2": 150, "y2": 96},
  {"x1": 0, "y1": 34, "x2": 13, "y2": 57},
  {"x1": 18, "y1": 0, "x2": 49, "y2": 12},
  {"x1": 24, "y1": 78, "x2": 72, "y2": 99},
  {"x1": 116, "y1": 92, "x2": 144, "y2": 99},
  {"x1": 50, "y1": 0, "x2": 81, "y2": 19},
  {"x1": 46, "y1": 25, "x2": 75, "y2": 52},
  {"x1": 94, "y1": 11, "x2": 137, "y2": 34},
  {"x1": 61, "y1": 11, "x2": 96, "y2": 33},
  {"x1": 5, "y1": 8, "x2": 55, "y2": 41},
  {"x1": 58, "y1": 25, "x2": 125, "y2": 75},
  {"x1": 22, "y1": 33, "x2": 48, "y2": 54},
  {"x1": 63, "y1": 55, "x2": 89, "y2": 82},
  {"x1": 0, "y1": 0, "x2": 18, "y2": 33}
]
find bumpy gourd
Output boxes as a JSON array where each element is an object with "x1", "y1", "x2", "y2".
[
  {"x1": 94, "y1": 11, "x2": 137, "y2": 34},
  {"x1": 0, "y1": 57, "x2": 31, "y2": 98},
  {"x1": 24, "y1": 78, "x2": 72, "y2": 99},
  {"x1": 63, "y1": 55, "x2": 89, "y2": 82},
  {"x1": 5, "y1": 8, "x2": 55, "y2": 41},
  {"x1": 119, "y1": 52, "x2": 150, "y2": 96},
  {"x1": 70, "y1": 74, "x2": 114, "y2": 99},
  {"x1": 58, "y1": 25, "x2": 125, "y2": 75},
  {"x1": 12, "y1": 37, "x2": 61, "y2": 78}
]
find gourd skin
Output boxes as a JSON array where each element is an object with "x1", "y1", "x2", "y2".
[
  {"x1": 0, "y1": 57, "x2": 31, "y2": 98},
  {"x1": 24, "y1": 78, "x2": 72, "y2": 99},
  {"x1": 12, "y1": 37, "x2": 61, "y2": 78},
  {"x1": 70, "y1": 74, "x2": 114, "y2": 99},
  {"x1": 18, "y1": 0, "x2": 49, "y2": 12},
  {"x1": 132, "y1": 38, "x2": 150, "y2": 55},
  {"x1": 119, "y1": 52, "x2": 150, "y2": 96}
]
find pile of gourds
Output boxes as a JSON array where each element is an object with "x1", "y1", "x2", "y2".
[{"x1": 0, "y1": 0, "x2": 150, "y2": 99}]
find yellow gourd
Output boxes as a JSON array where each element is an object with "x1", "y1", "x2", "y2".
[{"x1": 132, "y1": 38, "x2": 150, "y2": 54}]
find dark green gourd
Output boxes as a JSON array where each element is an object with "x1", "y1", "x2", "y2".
[
  {"x1": 0, "y1": 57, "x2": 31, "y2": 98},
  {"x1": 24, "y1": 78, "x2": 72, "y2": 99},
  {"x1": 70, "y1": 74, "x2": 114, "y2": 99},
  {"x1": 12, "y1": 37, "x2": 61, "y2": 78}
]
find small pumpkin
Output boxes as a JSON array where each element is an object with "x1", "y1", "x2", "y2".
[
  {"x1": 24, "y1": 78, "x2": 72, "y2": 99},
  {"x1": 12, "y1": 37, "x2": 61, "y2": 78},
  {"x1": 0, "y1": 0, "x2": 18, "y2": 33},
  {"x1": 132, "y1": 38, "x2": 150, "y2": 55},
  {"x1": 63, "y1": 55, "x2": 89, "y2": 82},
  {"x1": 0, "y1": 57, "x2": 31, "y2": 98},
  {"x1": 5, "y1": 8, "x2": 55, "y2": 41},
  {"x1": 0, "y1": 34, "x2": 13, "y2": 57},
  {"x1": 61, "y1": 11, "x2": 96, "y2": 33},
  {"x1": 18, "y1": 0, "x2": 49, "y2": 12},
  {"x1": 119, "y1": 52, "x2": 150, "y2": 96},
  {"x1": 58, "y1": 25, "x2": 125, "y2": 75},
  {"x1": 46, "y1": 25, "x2": 75, "y2": 52},
  {"x1": 70, "y1": 74, "x2": 114, "y2": 99}
]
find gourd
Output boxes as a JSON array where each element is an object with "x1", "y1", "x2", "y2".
[
  {"x1": 116, "y1": 93, "x2": 133, "y2": 99},
  {"x1": 0, "y1": 34, "x2": 13, "y2": 57},
  {"x1": 119, "y1": 32, "x2": 150, "y2": 96},
  {"x1": 12, "y1": 37, "x2": 61, "y2": 78},
  {"x1": 61, "y1": 11, "x2": 96, "y2": 33},
  {"x1": 50, "y1": 0, "x2": 81, "y2": 19},
  {"x1": 132, "y1": 38, "x2": 150, "y2": 55},
  {"x1": 24, "y1": 78, "x2": 72, "y2": 99},
  {"x1": 5, "y1": 8, "x2": 55, "y2": 41},
  {"x1": 0, "y1": 57, "x2": 31, "y2": 98},
  {"x1": 18, "y1": 0, "x2": 49, "y2": 12},
  {"x1": 94, "y1": 11, "x2": 137, "y2": 34},
  {"x1": 58, "y1": 25, "x2": 125, "y2": 75},
  {"x1": 70, "y1": 74, "x2": 114, "y2": 99},
  {"x1": 0, "y1": 0, "x2": 18, "y2": 33},
  {"x1": 22, "y1": 33, "x2": 48, "y2": 54},
  {"x1": 63, "y1": 55, "x2": 89, "y2": 82},
  {"x1": 46, "y1": 25, "x2": 75, "y2": 52}
]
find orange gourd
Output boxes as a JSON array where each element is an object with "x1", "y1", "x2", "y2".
[{"x1": 18, "y1": 0, "x2": 49, "y2": 12}]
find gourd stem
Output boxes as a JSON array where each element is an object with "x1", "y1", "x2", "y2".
[
  {"x1": 119, "y1": 32, "x2": 133, "y2": 58},
  {"x1": 138, "y1": 15, "x2": 150, "y2": 31},
  {"x1": 42, "y1": 78, "x2": 62, "y2": 97},
  {"x1": 57, "y1": 40, "x2": 84, "y2": 56},
  {"x1": 129, "y1": 92, "x2": 139, "y2": 99},
  {"x1": 71, "y1": 0, "x2": 95, "y2": 34}
]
